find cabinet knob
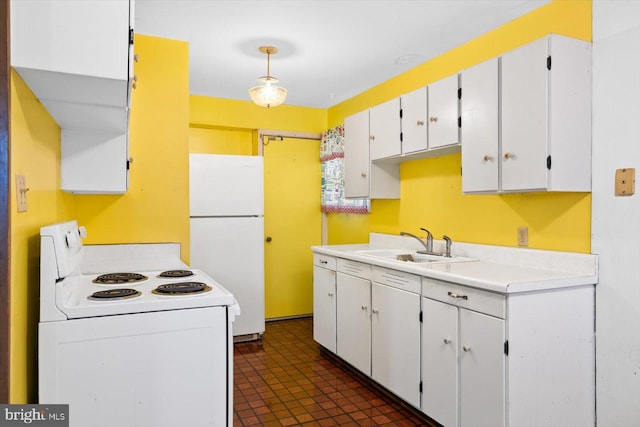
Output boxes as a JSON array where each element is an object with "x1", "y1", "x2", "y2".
[
  {"x1": 443, "y1": 338, "x2": 451, "y2": 344},
  {"x1": 369, "y1": 135, "x2": 375, "y2": 141},
  {"x1": 372, "y1": 308, "x2": 379, "y2": 314},
  {"x1": 417, "y1": 120, "x2": 425, "y2": 126},
  {"x1": 429, "y1": 116, "x2": 438, "y2": 123},
  {"x1": 328, "y1": 292, "x2": 334, "y2": 297},
  {"x1": 483, "y1": 155, "x2": 494, "y2": 162},
  {"x1": 504, "y1": 152, "x2": 513, "y2": 160},
  {"x1": 361, "y1": 172, "x2": 367, "y2": 178},
  {"x1": 361, "y1": 305, "x2": 368, "y2": 310},
  {"x1": 463, "y1": 345, "x2": 472, "y2": 352}
]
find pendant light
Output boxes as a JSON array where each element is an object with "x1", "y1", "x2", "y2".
[{"x1": 249, "y1": 46, "x2": 287, "y2": 108}]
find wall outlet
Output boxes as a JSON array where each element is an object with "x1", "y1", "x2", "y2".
[{"x1": 517, "y1": 226, "x2": 528, "y2": 247}]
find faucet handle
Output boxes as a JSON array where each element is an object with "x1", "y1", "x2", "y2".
[
  {"x1": 419, "y1": 227, "x2": 433, "y2": 238},
  {"x1": 442, "y1": 235, "x2": 452, "y2": 257}
]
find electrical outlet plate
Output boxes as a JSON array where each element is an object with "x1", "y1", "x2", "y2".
[
  {"x1": 15, "y1": 174, "x2": 28, "y2": 213},
  {"x1": 615, "y1": 168, "x2": 635, "y2": 196},
  {"x1": 517, "y1": 226, "x2": 528, "y2": 247}
]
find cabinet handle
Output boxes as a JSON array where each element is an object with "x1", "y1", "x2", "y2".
[
  {"x1": 463, "y1": 345, "x2": 472, "y2": 352},
  {"x1": 320, "y1": 260, "x2": 327, "y2": 264},
  {"x1": 443, "y1": 338, "x2": 451, "y2": 344},
  {"x1": 370, "y1": 135, "x2": 375, "y2": 141},
  {"x1": 429, "y1": 116, "x2": 438, "y2": 123},
  {"x1": 483, "y1": 155, "x2": 494, "y2": 162},
  {"x1": 447, "y1": 291, "x2": 468, "y2": 300},
  {"x1": 361, "y1": 172, "x2": 367, "y2": 178},
  {"x1": 328, "y1": 292, "x2": 334, "y2": 297},
  {"x1": 361, "y1": 305, "x2": 368, "y2": 310},
  {"x1": 372, "y1": 308, "x2": 379, "y2": 314},
  {"x1": 504, "y1": 152, "x2": 513, "y2": 160},
  {"x1": 417, "y1": 120, "x2": 425, "y2": 126}
]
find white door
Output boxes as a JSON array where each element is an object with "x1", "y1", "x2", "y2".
[
  {"x1": 371, "y1": 283, "x2": 421, "y2": 407},
  {"x1": 501, "y1": 37, "x2": 549, "y2": 191},
  {"x1": 369, "y1": 97, "x2": 401, "y2": 160},
  {"x1": 313, "y1": 266, "x2": 336, "y2": 352},
  {"x1": 401, "y1": 86, "x2": 428, "y2": 154},
  {"x1": 461, "y1": 58, "x2": 499, "y2": 193},
  {"x1": 459, "y1": 309, "x2": 506, "y2": 427},
  {"x1": 422, "y1": 297, "x2": 459, "y2": 427},
  {"x1": 428, "y1": 73, "x2": 460, "y2": 149},
  {"x1": 344, "y1": 109, "x2": 370, "y2": 198},
  {"x1": 336, "y1": 272, "x2": 371, "y2": 375}
]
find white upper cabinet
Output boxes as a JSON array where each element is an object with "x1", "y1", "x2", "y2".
[
  {"x1": 401, "y1": 87, "x2": 428, "y2": 154},
  {"x1": 344, "y1": 109, "x2": 372, "y2": 199},
  {"x1": 428, "y1": 73, "x2": 460, "y2": 149},
  {"x1": 11, "y1": 0, "x2": 134, "y2": 132},
  {"x1": 501, "y1": 35, "x2": 592, "y2": 192},
  {"x1": 461, "y1": 58, "x2": 500, "y2": 193},
  {"x1": 369, "y1": 98, "x2": 402, "y2": 160}
]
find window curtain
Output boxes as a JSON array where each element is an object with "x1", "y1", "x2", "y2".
[{"x1": 320, "y1": 124, "x2": 370, "y2": 214}]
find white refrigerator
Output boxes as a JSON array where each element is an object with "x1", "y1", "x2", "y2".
[{"x1": 189, "y1": 153, "x2": 265, "y2": 338}]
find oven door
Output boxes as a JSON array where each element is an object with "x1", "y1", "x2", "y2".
[{"x1": 39, "y1": 307, "x2": 230, "y2": 427}]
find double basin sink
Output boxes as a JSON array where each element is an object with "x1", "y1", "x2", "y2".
[{"x1": 354, "y1": 248, "x2": 475, "y2": 265}]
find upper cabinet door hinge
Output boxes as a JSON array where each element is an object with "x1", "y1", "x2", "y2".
[
  {"x1": 546, "y1": 155, "x2": 552, "y2": 170},
  {"x1": 419, "y1": 380, "x2": 423, "y2": 393},
  {"x1": 419, "y1": 311, "x2": 423, "y2": 323},
  {"x1": 504, "y1": 340, "x2": 509, "y2": 356},
  {"x1": 129, "y1": 28, "x2": 135, "y2": 45},
  {"x1": 458, "y1": 88, "x2": 462, "y2": 100},
  {"x1": 458, "y1": 116, "x2": 462, "y2": 128},
  {"x1": 546, "y1": 55, "x2": 551, "y2": 70},
  {"x1": 400, "y1": 108, "x2": 403, "y2": 119},
  {"x1": 400, "y1": 132, "x2": 403, "y2": 142}
]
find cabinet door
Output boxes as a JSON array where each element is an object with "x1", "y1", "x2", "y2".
[
  {"x1": 313, "y1": 266, "x2": 336, "y2": 353},
  {"x1": 401, "y1": 87, "x2": 428, "y2": 154},
  {"x1": 344, "y1": 110, "x2": 370, "y2": 198},
  {"x1": 336, "y1": 272, "x2": 371, "y2": 375},
  {"x1": 371, "y1": 283, "x2": 421, "y2": 407},
  {"x1": 422, "y1": 297, "x2": 458, "y2": 427},
  {"x1": 459, "y1": 309, "x2": 505, "y2": 427},
  {"x1": 501, "y1": 38, "x2": 549, "y2": 191},
  {"x1": 461, "y1": 58, "x2": 499, "y2": 193},
  {"x1": 428, "y1": 73, "x2": 460, "y2": 149},
  {"x1": 369, "y1": 98, "x2": 401, "y2": 160}
]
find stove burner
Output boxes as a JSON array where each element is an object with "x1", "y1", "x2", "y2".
[
  {"x1": 93, "y1": 272, "x2": 148, "y2": 284},
  {"x1": 88, "y1": 288, "x2": 141, "y2": 300},
  {"x1": 152, "y1": 281, "x2": 212, "y2": 296},
  {"x1": 158, "y1": 269, "x2": 194, "y2": 279}
]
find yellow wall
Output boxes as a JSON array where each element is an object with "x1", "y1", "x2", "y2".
[
  {"x1": 10, "y1": 71, "x2": 75, "y2": 402},
  {"x1": 73, "y1": 35, "x2": 191, "y2": 259},
  {"x1": 189, "y1": 126, "x2": 254, "y2": 155},
  {"x1": 326, "y1": 0, "x2": 592, "y2": 253}
]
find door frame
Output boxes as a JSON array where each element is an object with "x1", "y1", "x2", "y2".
[{"x1": 257, "y1": 129, "x2": 327, "y2": 245}]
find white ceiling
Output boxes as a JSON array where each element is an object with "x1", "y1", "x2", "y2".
[{"x1": 135, "y1": 0, "x2": 550, "y2": 108}]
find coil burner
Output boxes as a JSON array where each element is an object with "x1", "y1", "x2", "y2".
[
  {"x1": 93, "y1": 272, "x2": 148, "y2": 284},
  {"x1": 152, "y1": 282, "x2": 212, "y2": 296}
]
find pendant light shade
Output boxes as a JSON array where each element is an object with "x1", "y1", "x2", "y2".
[{"x1": 249, "y1": 46, "x2": 287, "y2": 108}]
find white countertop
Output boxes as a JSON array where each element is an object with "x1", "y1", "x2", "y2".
[{"x1": 312, "y1": 234, "x2": 598, "y2": 294}]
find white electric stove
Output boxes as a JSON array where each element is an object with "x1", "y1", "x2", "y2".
[{"x1": 39, "y1": 220, "x2": 238, "y2": 427}]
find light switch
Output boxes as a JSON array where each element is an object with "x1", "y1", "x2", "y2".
[
  {"x1": 15, "y1": 174, "x2": 28, "y2": 213},
  {"x1": 615, "y1": 168, "x2": 635, "y2": 196}
]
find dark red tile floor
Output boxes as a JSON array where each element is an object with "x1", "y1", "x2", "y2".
[{"x1": 233, "y1": 317, "x2": 439, "y2": 426}]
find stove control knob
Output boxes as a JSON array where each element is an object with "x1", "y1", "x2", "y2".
[{"x1": 78, "y1": 226, "x2": 87, "y2": 239}]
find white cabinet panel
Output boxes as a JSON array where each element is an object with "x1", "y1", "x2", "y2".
[
  {"x1": 428, "y1": 73, "x2": 460, "y2": 149},
  {"x1": 336, "y1": 272, "x2": 371, "y2": 375},
  {"x1": 401, "y1": 87, "x2": 428, "y2": 154},
  {"x1": 344, "y1": 109, "x2": 371, "y2": 198},
  {"x1": 422, "y1": 297, "x2": 459, "y2": 427},
  {"x1": 313, "y1": 266, "x2": 336, "y2": 353},
  {"x1": 461, "y1": 58, "x2": 500, "y2": 193},
  {"x1": 501, "y1": 37, "x2": 549, "y2": 191},
  {"x1": 459, "y1": 309, "x2": 505, "y2": 427},
  {"x1": 371, "y1": 283, "x2": 420, "y2": 407},
  {"x1": 369, "y1": 98, "x2": 401, "y2": 160}
]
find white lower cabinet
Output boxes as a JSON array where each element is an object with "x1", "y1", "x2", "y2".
[
  {"x1": 422, "y1": 296, "x2": 505, "y2": 427},
  {"x1": 312, "y1": 254, "x2": 337, "y2": 353},
  {"x1": 371, "y1": 269, "x2": 421, "y2": 407}
]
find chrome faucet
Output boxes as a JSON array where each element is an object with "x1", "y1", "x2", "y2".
[
  {"x1": 400, "y1": 229, "x2": 434, "y2": 254},
  {"x1": 443, "y1": 235, "x2": 452, "y2": 257},
  {"x1": 419, "y1": 228, "x2": 434, "y2": 253}
]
